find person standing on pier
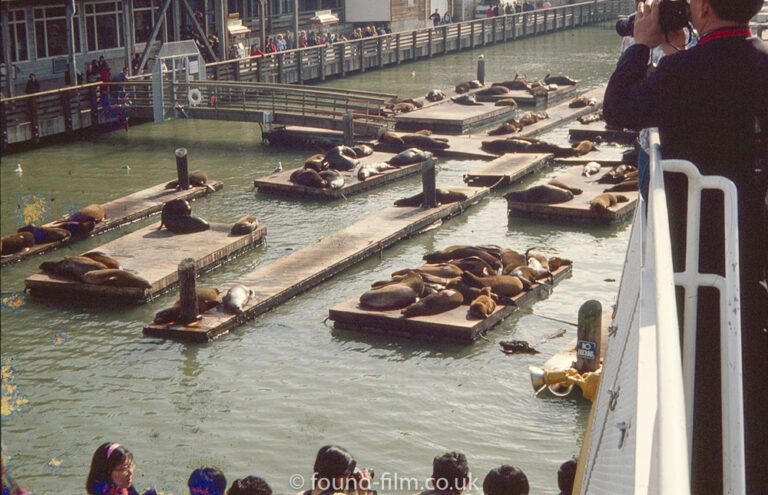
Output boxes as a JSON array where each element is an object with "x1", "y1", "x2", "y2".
[
  {"x1": 430, "y1": 9, "x2": 441, "y2": 26},
  {"x1": 604, "y1": 0, "x2": 768, "y2": 494},
  {"x1": 24, "y1": 73, "x2": 39, "y2": 94}
]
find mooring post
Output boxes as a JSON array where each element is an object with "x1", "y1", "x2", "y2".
[
  {"x1": 175, "y1": 147, "x2": 190, "y2": 190},
  {"x1": 421, "y1": 157, "x2": 437, "y2": 208},
  {"x1": 178, "y1": 258, "x2": 200, "y2": 325},
  {"x1": 477, "y1": 55, "x2": 486, "y2": 85},
  {"x1": 343, "y1": 111, "x2": 354, "y2": 146},
  {"x1": 575, "y1": 300, "x2": 602, "y2": 373}
]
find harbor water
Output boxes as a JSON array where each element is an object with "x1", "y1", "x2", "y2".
[{"x1": 2, "y1": 23, "x2": 628, "y2": 495}]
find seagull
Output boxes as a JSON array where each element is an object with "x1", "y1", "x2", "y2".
[
  {"x1": 411, "y1": 71, "x2": 416, "y2": 78},
  {"x1": 15, "y1": 163, "x2": 22, "y2": 175},
  {"x1": 122, "y1": 164, "x2": 131, "y2": 170},
  {"x1": 274, "y1": 161, "x2": 283, "y2": 173}
]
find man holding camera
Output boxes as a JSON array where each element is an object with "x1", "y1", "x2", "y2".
[{"x1": 604, "y1": 1, "x2": 767, "y2": 493}]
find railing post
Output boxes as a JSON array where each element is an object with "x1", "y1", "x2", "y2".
[
  {"x1": 428, "y1": 28, "x2": 433, "y2": 57},
  {"x1": 395, "y1": 33, "x2": 401, "y2": 63},
  {"x1": 421, "y1": 158, "x2": 437, "y2": 208},
  {"x1": 177, "y1": 258, "x2": 200, "y2": 325},
  {"x1": 442, "y1": 25, "x2": 447, "y2": 53},
  {"x1": 343, "y1": 110, "x2": 354, "y2": 146},
  {"x1": 576, "y1": 300, "x2": 602, "y2": 373},
  {"x1": 378, "y1": 37, "x2": 384, "y2": 68},
  {"x1": 340, "y1": 44, "x2": 347, "y2": 77},
  {"x1": 256, "y1": 57, "x2": 263, "y2": 82},
  {"x1": 297, "y1": 50, "x2": 304, "y2": 84},
  {"x1": 456, "y1": 23, "x2": 462, "y2": 51},
  {"x1": 175, "y1": 147, "x2": 191, "y2": 190},
  {"x1": 412, "y1": 30, "x2": 418, "y2": 59},
  {"x1": 320, "y1": 46, "x2": 326, "y2": 81},
  {"x1": 233, "y1": 59, "x2": 240, "y2": 81},
  {"x1": 470, "y1": 22, "x2": 475, "y2": 49},
  {"x1": 359, "y1": 40, "x2": 365, "y2": 72},
  {"x1": 482, "y1": 19, "x2": 488, "y2": 45}
]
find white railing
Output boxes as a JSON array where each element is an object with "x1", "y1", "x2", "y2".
[{"x1": 578, "y1": 129, "x2": 744, "y2": 494}]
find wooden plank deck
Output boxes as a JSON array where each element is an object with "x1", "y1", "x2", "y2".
[
  {"x1": 569, "y1": 121, "x2": 638, "y2": 145},
  {"x1": 24, "y1": 222, "x2": 266, "y2": 304},
  {"x1": 553, "y1": 147, "x2": 627, "y2": 166},
  {"x1": 328, "y1": 265, "x2": 572, "y2": 344},
  {"x1": 512, "y1": 86, "x2": 606, "y2": 138},
  {"x1": 463, "y1": 153, "x2": 552, "y2": 188},
  {"x1": 143, "y1": 186, "x2": 489, "y2": 342},
  {"x1": 394, "y1": 98, "x2": 517, "y2": 134},
  {"x1": 1, "y1": 180, "x2": 223, "y2": 267},
  {"x1": 506, "y1": 165, "x2": 639, "y2": 225},
  {"x1": 476, "y1": 84, "x2": 577, "y2": 107},
  {"x1": 253, "y1": 152, "x2": 431, "y2": 199}
]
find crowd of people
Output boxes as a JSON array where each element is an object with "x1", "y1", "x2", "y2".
[{"x1": 2, "y1": 443, "x2": 578, "y2": 495}]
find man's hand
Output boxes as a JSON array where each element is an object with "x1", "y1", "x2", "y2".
[{"x1": 633, "y1": 0, "x2": 665, "y2": 48}]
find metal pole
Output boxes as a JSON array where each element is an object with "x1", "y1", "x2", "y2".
[
  {"x1": 136, "y1": 0, "x2": 173, "y2": 75},
  {"x1": 66, "y1": 0, "x2": 78, "y2": 86}
]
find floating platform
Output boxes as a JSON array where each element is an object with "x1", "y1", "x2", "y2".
[
  {"x1": 506, "y1": 166, "x2": 639, "y2": 225},
  {"x1": 569, "y1": 121, "x2": 638, "y2": 145},
  {"x1": 24, "y1": 222, "x2": 266, "y2": 304},
  {"x1": 253, "y1": 152, "x2": 433, "y2": 199},
  {"x1": 373, "y1": 133, "x2": 497, "y2": 160},
  {"x1": 553, "y1": 147, "x2": 627, "y2": 166},
  {"x1": 463, "y1": 153, "x2": 552, "y2": 188},
  {"x1": 143, "y1": 186, "x2": 489, "y2": 342},
  {"x1": 514, "y1": 86, "x2": 606, "y2": 138},
  {"x1": 1, "y1": 180, "x2": 223, "y2": 267},
  {"x1": 328, "y1": 265, "x2": 572, "y2": 344},
  {"x1": 394, "y1": 99, "x2": 517, "y2": 134},
  {"x1": 477, "y1": 83, "x2": 578, "y2": 107}
]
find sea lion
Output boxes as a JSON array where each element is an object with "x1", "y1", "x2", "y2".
[
  {"x1": 452, "y1": 94, "x2": 482, "y2": 105},
  {"x1": 290, "y1": 168, "x2": 328, "y2": 188},
  {"x1": 394, "y1": 188, "x2": 468, "y2": 207},
  {"x1": 319, "y1": 169, "x2": 345, "y2": 189},
  {"x1": 401, "y1": 134, "x2": 450, "y2": 150},
  {"x1": 161, "y1": 199, "x2": 192, "y2": 219},
  {"x1": 596, "y1": 164, "x2": 633, "y2": 184},
  {"x1": 589, "y1": 193, "x2": 630, "y2": 212},
  {"x1": 371, "y1": 270, "x2": 425, "y2": 295},
  {"x1": 461, "y1": 271, "x2": 525, "y2": 297},
  {"x1": 573, "y1": 140, "x2": 598, "y2": 155},
  {"x1": 504, "y1": 185, "x2": 574, "y2": 204},
  {"x1": 495, "y1": 98, "x2": 518, "y2": 108},
  {"x1": 423, "y1": 246, "x2": 502, "y2": 270},
  {"x1": 469, "y1": 287, "x2": 496, "y2": 319},
  {"x1": 324, "y1": 146, "x2": 359, "y2": 171},
  {"x1": 67, "y1": 204, "x2": 106, "y2": 223},
  {"x1": 500, "y1": 248, "x2": 527, "y2": 273},
  {"x1": 481, "y1": 138, "x2": 530, "y2": 155},
  {"x1": 379, "y1": 131, "x2": 405, "y2": 146},
  {"x1": 162, "y1": 215, "x2": 210, "y2": 234},
  {"x1": 351, "y1": 144, "x2": 373, "y2": 158},
  {"x1": 304, "y1": 154, "x2": 328, "y2": 172},
  {"x1": 413, "y1": 129, "x2": 433, "y2": 136},
  {"x1": 499, "y1": 340, "x2": 540, "y2": 354},
  {"x1": 360, "y1": 284, "x2": 418, "y2": 310},
  {"x1": 578, "y1": 110, "x2": 604, "y2": 124},
  {"x1": 451, "y1": 256, "x2": 496, "y2": 277},
  {"x1": 17, "y1": 225, "x2": 70, "y2": 244},
  {"x1": 468, "y1": 80, "x2": 483, "y2": 89},
  {"x1": 153, "y1": 287, "x2": 220, "y2": 324},
  {"x1": 604, "y1": 179, "x2": 639, "y2": 192},
  {"x1": 399, "y1": 263, "x2": 464, "y2": 279},
  {"x1": 455, "y1": 81, "x2": 471, "y2": 94},
  {"x1": 80, "y1": 269, "x2": 152, "y2": 289},
  {"x1": 548, "y1": 256, "x2": 573, "y2": 271},
  {"x1": 357, "y1": 162, "x2": 394, "y2": 181},
  {"x1": 479, "y1": 85, "x2": 510, "y2": 96},
  {"x1": 401, "y1": 289, "x2": 463, "y2": 318},
  {"x1": 39, "y1": 256, "x2": 108, "y2": 281},
  {"x1": 569, "y1": 96, "x2": 597, "y2": 108},
  {"x1": 426, "y1": 89, "x2": 447, "y2": 102},
  {"x1": 49, "y1": 219, "x2": 96, "y2": 235},
  {"x1": 544, "y1": 73, "x2": 577, "y2": 86},
  {"x1": 222, "y1": 284, "x2": 255, "y2": 314},
  {"x1": 392, "y1": 102, "x2": 417, "y2": 113},
  {"x1": 81, "y1": 251, "x2": 121, "y2": 269},
  {"x1": 230, "y1": 216, "x2": 260, "y2": 235},
  {"x1": 488, "y1": 122, "x2": 520, "y2": 136},
  {"x1": 548, "y1": 179, "x2": 583, "y2": 195},
  {"x1": 164, "y1": 170, "x2": 209, "y2": 189},
  {"x1": 388, "y1": 148, "x2": 432, "y2": 167},
  {"x1": 528, "y1": 85, "x2": 549, "y2": 97},
  {"x1": 582, "y1": 161, "x2": 601, "y2": 177},
  {"x1": 1, "y1": 232, "x2": 35, "y2": 256}
]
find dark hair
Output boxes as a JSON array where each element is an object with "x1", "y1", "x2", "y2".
[
  {"x1": 313, "y1": 445, "x2": 356, "y2": 486},
  {"x1": 709, "y1": 0, "x2": 763, "y2": 23},
  {"x1": 227, "y1": 476, "x2": 272, "y2": 495},
  {"x1": 86, "y1": 442, "x2": 135, "y2": 494},
  {"x1": 188, "y1": 466, "x2": 227, "y2": 495},
  {"x1": 431, "y1": 452, "x2": 469, "y2": 493},
  {"x1": 482, "y1": 465, "x2": 529, "y2": 495},
  {"x1": 557, "y1": 460, "x2": 577, "y2": 494}
]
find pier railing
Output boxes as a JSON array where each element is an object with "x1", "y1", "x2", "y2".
[{"x1": 205, "y1": 0, "x2": 623, "y2": 84}]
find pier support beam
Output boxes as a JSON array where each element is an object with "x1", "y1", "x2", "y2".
[{"x1": 576, "y1": 300, "x2": 602, "y2": 373}]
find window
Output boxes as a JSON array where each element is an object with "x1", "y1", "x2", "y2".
[
  {"x1": 321, "y1": 0, "x2": 339, "y2": 9},
  {"x1": 85, "y1": 1, "x2": 123, "y2": 51},
  {"x1": 299, "y1": 0, "x2": 316, "y2": 12},
  {"x1": 133, "y1": 0, "x2": 157, "y2": 43},
  {"x1": 9, "y1": 9, "x2": 28, "y2": 61},
  {"x1": 34, "y1": 7, "x2": 69, "y2": 58}
]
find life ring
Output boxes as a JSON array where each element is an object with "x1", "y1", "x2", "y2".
[{"x1": 188, "y1": 88, "x2": 202, "y2": 106}]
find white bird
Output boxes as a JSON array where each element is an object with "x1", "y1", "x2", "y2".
[
  {"x1": 274, "y1": 161, "x2": 283, "y2": 173},
  {"x1": 15, "y1": 163, "x2": 22, "y2": 174},
  {"x1": 122, "y1": 164, "x2": 131, "y2": 170},
  {"x1": 411, "y1": 71, "x2": 416, "y2": 78}
]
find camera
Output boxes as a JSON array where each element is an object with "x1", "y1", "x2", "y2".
[{"x1": 615, "y1": 0, "x2": 690, "y2": 37}]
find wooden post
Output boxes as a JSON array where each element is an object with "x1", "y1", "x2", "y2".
[
  {"x1": 277, "y1": 53, "x2": 284, "y2": 83},
  {"x1": 343, "y1": 111, "x2": 353, "y2": 146},
  {"x1": 340, "y1": 44, "x2": 347, "y2": 76},
  {"x1": 421, "y1": 158, "x2": 437, "y2": 208},
  {"x1": 378, "y1": 37, "x2": 384, "y2": 68},
  {"x1": 456, "y1": 23, "x2": 462, "y2": 51},
  {"x1": 177, "y1": 258, "x2": 200, "y2": 324},
  {"x1": 175, "y1": 148, "x2": 190, "y2": 190},
  {"x1": 575, "y1": 300, "x2": 602, "y2": 373},
  {"x1": 470, "y1": 22, "x2": 475, "y2": 49},
  {"x1": 428, "y1": 28, "x2": 433, "y2": 57},
  {"x1": 319, "y1": 46, "x2": 326, "y2": 80},
  {"x1": 359, "y1": 40, "x2": 365, "y2": 72},
  {"x1": 29, "y1": 96, "x2": 39, "y2": 144},
  {"x1": 477, "y1": 55, "x2": 486, "y2": 85},
  {"x1": 395, "y1": 33, "x2": 401, "y2": 64},
  {"x1": 62, "y1": 92, "x2": 73, "y2": 135},
  {"x1": 297, "y1": 50, "x2": 304, "y2": 84},
  {"x1": 412, "y1": 31, "x2": 417, "y2": 59}
]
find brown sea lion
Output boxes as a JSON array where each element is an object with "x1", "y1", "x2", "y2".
[
  {"x1": 544, "y1": 73, "x2": 577, "y2": 86},
  {"x1": 505, "y1": 185, "x2": 574, "y2": 204},
  {"x1": 455, "y1": 81, "x2": 471, "y2": 94},
  {"x1": 393, "y1": 102, "x2": 417, "y2": 113},
  {"x1": 153, "y1": 287, "x2": 220, "y2": 324},
  {"x1": 1, "y1": 232, "x2": 35, "y2": 256},
  {"x1": 488, "y1": 121, "x2": 521, "y2": 136},
  {"x1": 573, "y1": 140, "x2": 598, "y2": 155},
  {"x1": 67, "y1": 204, "x2": 106, "y2": 223},
  {"x1": 290, "y1": 168, "x2": 328, "y2": 188},
  {"x1": 604, "y1": 179, "x2": 639, "y2": 192},
  {"x1": 80, "y1": 269, "x2": 152, "y2": 289},
  {"x1": 578, "y1": 110, "x2": 604, "y2": 124},
  {"x1": 17, "y1": 225, "x2": 70, "y2": 244},
  {"x1": 589, "y1": 193, "x2": 630, "y2": 212},
  {"x1": 49, "y1": 219, "x2": 96, "y2": 235},
  {"x1": 380, "y1": 131, "x2": 405, "y2": 146},
  {"x1": 230, "y1": 216, "x2": 260, "y2": 235},
  {"x1": 304, "y1": 154, "x2": 327, "y2": 172},
  {"x1": 500, "y1": 248, "x2": 527, "y2": 273},
  {"x1": 461, "y1": 271, "x2": 524, "y2": 297},
  {"x1": 413, "y1": 129, "x2": 433, "y2": 136},
  {"x1": 401, "y1": 289, "x2": 464, "y2": 318},
  {"x1": 528, "y1": 85, "x2": 549, "y2": 97},
  {"x1": 495, "y1": 98, "x2": 518, "y2": 107},
  {"x1": 401, "y1": 134, "x2": 450, "y2": 150},
  {"x1": 479, "y1": 85, "x2": 510, "y2": 96},
  {"x1": 569, "y1": 96, "x2": 597, "y2": 108},
  {"x1": 394, "y1": 263, "x2": 463, "y2": 279},
  {"x1": 351, "y1": 144, "x2": 374, "y2": 158},
  {"x1": 164, "y1": 170, "x2": 209, "y2": 189},
  {"x1": 394, "y1": 188, "x2": 468, "y2": 207},
  {"x1": 548, "y1": 256, "x2": 573, "y2": 271},
  {"x1": 81, "y1": 251, "x2": 121, "y2": 269},
  {"x1": 371, "y1": 270, "x2": 425, "y2": 295},
  {"x1": 360, "y1": 284, "x2": 419, "y2": 310},
  {"x1": 495, "y1": 77, "x2": 530, "y2": 91},
  {"x1": 548, "y1": 179, "x2": 583, "y2": 195},
  {"x1": 39, "y1": 256, "x2": 108, "y2": 281},
  {"x1": 453, "y1": 94, "x2": 482, "y2": 106},
  {"x1": 596, "y1": 164, "x2": 635, "y2": 184},
  {"x1": 388, "y1": 148, "x2": 433, "y2": 166},
  {"x1": 423, "y1": 246, "x2": 501, "y2": 269},
  {"x1": 426, "y1": 89, "x2": 446, "y2": 102},
  {"x1": 450, "y1": 256, "x2": 496, "y2": 277},
  {"x1": 469, "y1": 287, "x2": 496, "y2": 319}
]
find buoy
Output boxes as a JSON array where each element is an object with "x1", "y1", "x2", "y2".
[{"x1": 188, "y1": 88, "x2": 203, "y2": 106}]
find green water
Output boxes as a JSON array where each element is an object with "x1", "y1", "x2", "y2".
[{"x1": 1, "y1": 23, "x2": 629, "y2": 495}]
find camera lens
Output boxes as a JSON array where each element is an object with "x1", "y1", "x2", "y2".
[{"x1": 615, "y1": 14, "x2": 635, "y2": 37}]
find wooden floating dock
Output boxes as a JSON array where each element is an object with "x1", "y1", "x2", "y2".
[
  {"x1": 143, "y1": 186, "x2": 489, "y2": 342},
  {"x1": 328, "y1": 265, "x2": 572, "y2": 344},
  {"x1": 394, "y1": 98, "x2": 517, "y2": 134},
  {"x1": 506, "y1": 165, "x2": 639, "y2": 225},
  {"x1": 253, "y1": 152, "x2": 432, "y2": 199},
  {"x1": 24, "y1": 222, "x2": 265, "y2": 304},
  {"x1": 568, "y1": 121, "x2": 638, "y2": 145},
  {"x1": 515, "y1": 86, "x2": 606, "y2": 138},
  {"x1": 477, "y1": 83, "x2": 578, "y2": 107},
  {"x1": 463, "y1": 153, "x2": 552, "y2": 188},
  {"x1": 1, "y1": 180, "x2": 223, "y2": 267},
  {"x1": 373, "y1": 133, "x2": 498, "y2": 160},
  {"x1": 553, "y1": 147, "x2": 627, "y2": 166}
]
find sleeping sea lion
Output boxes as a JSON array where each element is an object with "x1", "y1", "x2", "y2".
[
  {"x1": 324, "y1": 147, "x2": 359, "y2": 171},
  {"x1": 504, "y1": 185, "x2": 574, "y2": 204},
  {"x1": 573, "y1": 140, "x2": 598, "y2": 155},
  {"x1": 582, "y1": 161, "x2": 601, "y2": 177},
  {"x1": 544, "y1": 73, "x2": 577, "y2": 86},
  {"x1": 17, "y1": 225, "x2": 70, "y2": 244},
  {"x1": 153, "y1": 287, "x2": 220, "y2": 324},
  {"x1": 401, "y1": 134, "x2": 450, "y2": 150},
  {"x1": 455, "y1": 81, "x2": 471, "y2": 94},
  {"x1": 304, "y1": 154, "x2": 327, "y2": 172},
  {"x1": 548, "y1": 179, "x2": 583, "y2": 195},
  {"x1": 426, "y1": 89, "x2": 446, "y2": 102},
  {"x1": 39, "y1": 256, "x2": 108, "y2": 281},
  {"x1": 360, "y1": 284, "x2": 418, "y2": 310},
  {"x1": 604, "y1": 179, "x2": 639, "y2": 192},
  {"x1": 320, "y1": 169, "x2": 345, "y2": 189},
  {"x1": 488, "y1": 121, "x2": 521, "y2": 136},
  {"x1": 67, "y1": 204, "x2": 106, "y2": 223},
  {"x1": 413, "y1": 129, "x2": 433, "y2": 136},
  {"x1": 423, "y1": 246, "x2": 502, "y2": 270},
  {"x1": 290, "y1": 168, "x2": 329, "y2": 188},
  {"x1": 388, "y1": 148, "x2": 432, "y2": 167},
  {"x1": 500, "y1": 248, "x2": 527, "y2": 273},
  {"x1": 164, "y1": 170, "x2": 210, "y2": 189},
  {"x1": 479, "y1": 85, "x2": 510, "y2": 96},
  {"x1": 569, "y1": 96, "x2": 597, "y2": 108},
  {"x1": 394, "y1": 263, "x2": 463, "y2": 279},
  {"x1": 351, "y1": 144, "x2": 374, "y2": 158},
  {"x1": 394, "y1": 188, "x2": 468, "y2": 207},
  {"x1": 401, "y1": 289, "x2": 463, "y2": 318},
  {"x1": 49, "y1": 220, "x2": 96, "y2": 235},
  {"x1": 392, "y1": 102, "x2": 417, "y2": 113},
  {"x1": 451, "y1": 256, "x2": 496, "y2": 277},
  {"x1": 222, "y1": 284, "x2": 255, "y2": 314},
  {"x1": 81, "y1": 251, "x2": 121, "y2": 269},
  {"x1": 230, "y1": 216, "x2": 260, "y2": 235},
  {"x1": 589, "y1": 193, "x2": 630, "y2": 212},
  {"x1": 469, "y1": 287, "x2": 496, "y2": 319},
  {"x1": 468, "y1": 80, "x2": 483, "y2": 89},
  {"x1": 495, "y1": 98, "x2": 518, "y2": 108},
  {"x1": 452, "y1": 94, "x2": 482, "y2": 106},
  {"x1": 379, "y1": 131, "x2": 405, "y2": 146},
  {"x1": 357, "y1": 162, "x2": 395, "y2": 181},
  {"x1": 80, "y1": 269, "x2": 152, "y2": 289},
  {"x1": 1, "y1": 232, "x2": 35, "y2": 256},
  {"x1": 548, "y1": 256, "x2": 573, "y2": 271},
  {"x1": 578, "y1": 110, "x2": 604, "y2": 124},
  {"x1": 461, "y1": 271, "x2": 525, "y2": 297}
]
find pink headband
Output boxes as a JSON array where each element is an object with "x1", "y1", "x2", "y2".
[{"x1": 106, "y1": 443, "x2": 120, "y2": 459}]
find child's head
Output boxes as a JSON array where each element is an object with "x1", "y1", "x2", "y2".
[
  {"x1": 227, "y1": 476, "x2": 272, "y2": 495},
  {"x1": 86, "y1": 443, "x2": 136, "y2": 493},
  {"x1": 188, "y1": 466, "x2": 228, "y2": 495}
]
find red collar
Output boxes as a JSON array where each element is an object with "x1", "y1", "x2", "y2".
[{"x1": 699, "y1": 27, "x2": 752, "y2": 45}]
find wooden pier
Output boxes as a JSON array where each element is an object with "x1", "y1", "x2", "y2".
[
  {"x1": 463, "y1": 153, "x2": 552, "y2": 188},
  {"x1": 569, "y1": 121, "x2": 638, "y2": 145},
  {"x1": 506, "y1": 166, "x2": 638, "y2": 224},
  {"x1": 24, "y1": 222, "x2": 265, "y2": 304},
  {"x1": 253, "y1": 152, "x2": 433, "y2": 199},
  {"x1": 1, "y1": 180, "x2": 223, "y2": 267},
  {"x1": 143, "y1": 186, "x2": 489, "y2": 342},
  {"x1": 328, "y1": 265, "x2": 572, "y2": 344}
]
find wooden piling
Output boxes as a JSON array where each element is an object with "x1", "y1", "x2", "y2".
[
  {"x1": 175, "y1": 148, "x2": 190, "y2": 190},
  {"x1": 477, "y1": 56, "x2": 486, "y2": 85},
  {"x1": 576, "y1": 300, "x2": 602, "y2": 373},
  {"x1": 343, "y1": 111, "x2": 354, "y2": 146},
  {"x1": 422, "y1": 157, "x2": 437, "y2": 208},
  {"x1": 177, "y1": 258, "x2": 199, "y2": 324}
]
